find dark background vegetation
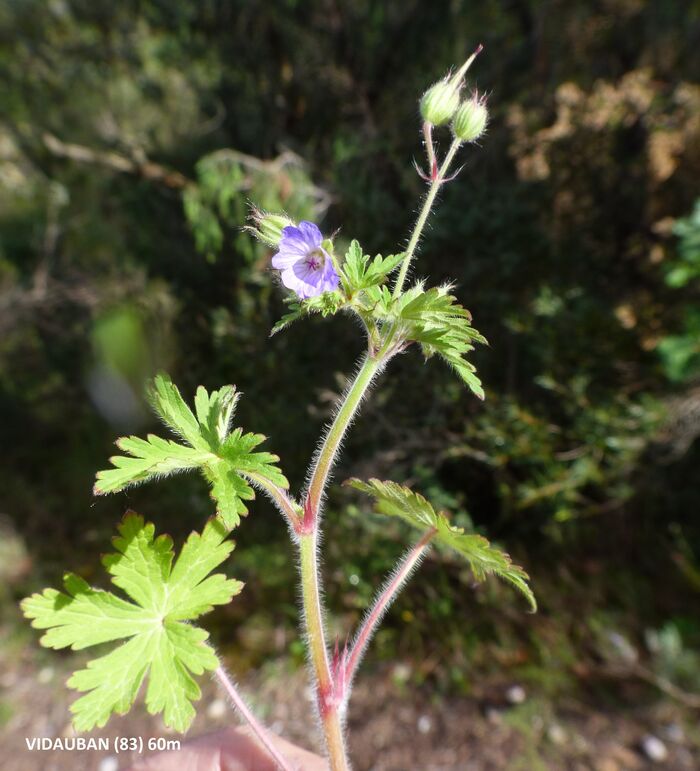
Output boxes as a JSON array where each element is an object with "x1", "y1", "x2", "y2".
[{"x1": 2, "y1": 0, "x2": 700, "y2": 761}]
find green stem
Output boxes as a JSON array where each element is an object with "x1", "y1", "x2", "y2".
[
  {"x1": 299, "y1": 533, "x2": 349, "y2": 771},
  {"x1": 296, "y1": 352, "x2": 389, "y2": 771},
  {"x1": 306, "y1": 353, "x2": 384, "y2": 518},
  {"x1": 294, "y1": 134, "x2": 463, "y2": 771},
  {"x1": 393, "y1": 138, "x2": 462, "y2": 297}
]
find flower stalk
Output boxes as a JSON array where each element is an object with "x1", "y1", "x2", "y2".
[{"x1": 393, "y1": 137, "x2": 463, "y2": 297}]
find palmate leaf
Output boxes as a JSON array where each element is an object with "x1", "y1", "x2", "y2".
[
  {"x1": 393, "y1": 284, "x2": 487, "y2": 399},
  {"x1": 21, "y1": 513, "x2": 242, "y2": 732},
  {"x1": 346, "y1": 478, "x2": 536, "y2": 611},
  {"x1": 95, "y1": 374, "x2": 288, "y2": 529}
]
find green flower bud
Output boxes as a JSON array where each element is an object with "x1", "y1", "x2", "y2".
[
  {"x1": 452, "y1": 94, "x2": 488, "y2": 142},
  {"x1": 420, "y1": 80, "x2": 461, "y2": 126},
  {"x1": 247, "y1": 208, "x2": 294, "y2": 247}
]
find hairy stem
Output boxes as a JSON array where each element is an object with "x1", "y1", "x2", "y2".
[
  {"x1": 214, "y1": 666, "x2": 294, "y2": 771},
  {"x1": 299, "y1": 534, "x2": 349, "y2": 770},
  {"x1": 299, "y1": 535, "x2": 332, "y2": 693},
  {"x1": 393, "y1": 137, "x2": 462, "y2": 297},
  {"x1": 344, "y1": 528, "x2": 436, "y2": 688},
  {"x1": 305, "y1": 353, "x2": 385, "y2": 519},
  {"x1": 297, "y1": 351, "x2": 392, "y2": 771},
  {"x1": 245, "y1": 471, "x2": 301, "y2": 531},
  {"x1": 295, "y1": 132, "x2": 462, "y2": 769}
]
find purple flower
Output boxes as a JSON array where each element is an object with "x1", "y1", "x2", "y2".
[{"x1": 271, "y1": 221, "x2": 340, "y2": 299}]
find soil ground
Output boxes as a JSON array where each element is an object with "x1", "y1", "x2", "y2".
[{"x1": 2, "y1": 645, "x2": 699, "y2": 771}]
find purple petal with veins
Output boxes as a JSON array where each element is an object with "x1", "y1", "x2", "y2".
[{"x1": 271, "y1": 221, "x2": 340, "y2": 299}]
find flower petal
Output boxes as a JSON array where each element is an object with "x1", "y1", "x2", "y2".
[
  {"x1": 271, "y1": 248, "x2": 302, "y2": 269},
  {"x1": 280, "y1": 267, "x2": 320, "y2": 299},
  {"x1": 296, "y1": 221, "x2": 323, "y2": 247},
  {"x1": 292, "y1": 258, "x2": 320, "y2": 282},
  {"x1": 321, "y1": 258, "x2": 340, "y2": 291},
  {"x1": 281, "y1": 225, "x2": 302, "y2": 240}
]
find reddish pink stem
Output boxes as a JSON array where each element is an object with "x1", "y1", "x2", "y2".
[
  {"x1": 423, "y1": 121, "x2": 437, "y2": 181},
  {"x1": 214, "y1": 666, "x2": 295, "y2": 771},
  {"x1": 343, "y1": 528, "x2": 436, "y2": 689}
]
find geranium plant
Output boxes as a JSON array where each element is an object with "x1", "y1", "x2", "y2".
[{"x1": 23, "y1": 46, "x2": 535, "y2": 770}]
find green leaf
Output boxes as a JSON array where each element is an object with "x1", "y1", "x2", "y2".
[
  {"x1": 93, "y1": 436, "x2": 209, "y2": 493},
  {"x1": 346, "y1": 478, "x2": 536, "y2": 611},
  {"x1": 270, "y1": 301, "x2": 303, "y2": 335},
  {"x1": 148, "y1": 373, "x2": 208, "y2": 450},
  {"x1": 393, "y1": 284, "x2": 487, "y2": 399},
  {"x1": 270, "y1": 291, "x2": 347, "y2": 335},
  {"x1": 95, "y1": 374, "x2": 288, "y2": 529},
  {"x1": 340, "y1": 240, "x2": 404, "y2": 295},
  {"x1": 21, "y1": 513, "x2": 242, "y2": 732}
]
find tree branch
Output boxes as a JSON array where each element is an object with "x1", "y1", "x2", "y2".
[{"x1": 42, "y1": 132, "x2": 190, "y2": 189}]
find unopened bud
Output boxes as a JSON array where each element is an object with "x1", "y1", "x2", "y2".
[
  {"x1": 419, "y1": 46, "x2": 484, "y2": 128},
  {"x1": 420, "y1": 80, "x2": 460, "y2": 126},
  {"x1": 452, "y1": 93, "x2": 488, "y2": 142},
  {"x1": 248, "y1": 208, "x2": 294, "y2": 247}
]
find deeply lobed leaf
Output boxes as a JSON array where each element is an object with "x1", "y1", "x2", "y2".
[
  {"x1": 392, "y1": 284, "x2": 487, "y2": 400},
  {"x1": 95, "y1": 374, "x2": 288, "y2": 529},
  {"x1": 346, "y1": 478, "x2": 536, "y2": 611},
  {"x1": 22, "y1": 513, "x2": 243, "y2": 732}
]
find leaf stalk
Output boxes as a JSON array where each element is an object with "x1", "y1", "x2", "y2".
[
  {"x1": 343, "y1": 528, "x2": 436, "y2": 692},
  {"x1": 214, "y1": 666, "x2": 295, "y2": 771}
]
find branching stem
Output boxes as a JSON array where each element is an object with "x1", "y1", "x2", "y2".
[
  {"x1": 297, "y1": 352, "x2": 389, "y2": 771},
  {"x1": 299, "y1": 534, "x2": 349, "y2": 770},
  {"x1": 292, "y1": 102, "x2": 465, "y2": 771},
  {"x1": 344, "y1": 528, "x2": 436, "y2": 689}
]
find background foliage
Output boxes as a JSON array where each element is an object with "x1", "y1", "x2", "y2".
[{"x1": 2, "y1": 0, "x2": 700, "y2": 702}]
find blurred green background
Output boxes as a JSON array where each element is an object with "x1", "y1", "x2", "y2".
[{"x1": 2, "y1": 0, "x2": 700, "y2": 766}]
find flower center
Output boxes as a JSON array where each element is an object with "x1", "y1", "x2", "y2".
[{"x1": 305, "y1": 249, "x2": 325, "y2": 271}]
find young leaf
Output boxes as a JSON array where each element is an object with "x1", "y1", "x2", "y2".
[
  {"x1": 340, "y1": 240, "x2": 404, "y2": 295},
  {"x1": 393, "y1": 284, "x2": 487, "y2": 399},
  {"x1": 95, "y1": 373, "x2": 288, "y2": 529},
  {"x1": 21, "y1": 513, "x2": 242, "y2": 732},
  {"x1": 346, "y1": 478, "x2": 536, "y2": 611}
]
